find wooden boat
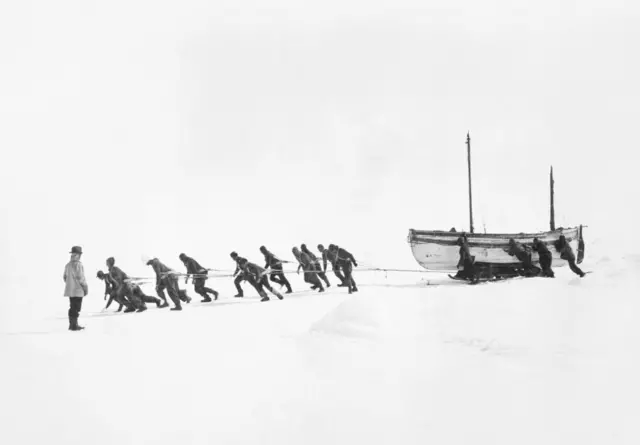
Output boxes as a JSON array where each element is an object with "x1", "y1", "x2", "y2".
[{"x1": 407, "y1": 133, "x2": 585, "y2": 272}]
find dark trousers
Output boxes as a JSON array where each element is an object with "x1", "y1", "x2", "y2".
[
  {"x1": 105, "y1": 289, "x2": 132, "y2": 311},
  {"x1": 234, "y1": 273, "x2": 247, "y2": 296},
  {"x1": 538, "y1": 252, "x2": 555, "y2": 277},
  {"x1": 302, "y1": 268, "x2": 324, "y2": 290},
  {"x1": 116, "y1": 283, "x2": 145, "y2": 309},
  {"x1": 193, "y1": 277, "x2": 216, "y2": 298},
  {"x1": 156, "y1": 276, "x2": 183, "y2": 307},
  {"x1": 568, "y1": 258, "x2": 585, "y2": 277},
  {"x1": 68, "y1": 297, "x2": 83, "y2": 318},
  {"x1": 314, "y1": 264, "x2": 331, "y2": 287},
  {"x1": 330, "y1": 264, "x2": 346, "y2": 285},
  {"x1": 133, "y1": 286, "x2": 162, "y2": 306},
  {"x1": 339, "y1": 262, "x2": 357, "y2": 293},
  {"x1": 249, "y1": 275, "x2": 283, "y2": 299},
  {"x1": 269, "y1": 270, "x2": 292, "y2": 292},
  {"x1": 461, "y1": 259, "x2": 477, "y2": 281}
]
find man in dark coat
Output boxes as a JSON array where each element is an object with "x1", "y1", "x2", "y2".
[
  {"x1": 456, "y1": 236, "x2": 478, "y2": 282},
  {"x1": 532, "y1": 238, "x2": 555, "y2": 278},
  {"x1": 146, "y1": 258, "x2": 189, "y2": 310},
  {"x1": 97, "y1": 270, "x2": 130, "y2": 312},
  {"x1": 318, "y1": 244, "x2": 347, "y2": 286},
  {"x1": 260, "y1": 246, "x2": 293, "y2": 293},
  {"x1": 236, "y1": 256, "x2": 284, "y2": 302},
  {"x1": 554, "y1": 235, "x2": 586, "y2": 277},
  {"x1": 179, "y1": 253, "x2": 219, "y2": 302},
  {"x1": 107, "y1": 257, "x2": 146, "y2": 312},
  {"x1": 328, "y1": 244, "x2": 358, "y2": 293},
  {"x1": 292, "y1": 247, "x2": 324, "y2": 292},
  {"x1": 230, "y1": 251, "x2": 249, "y2": 297},
  {"x1": 301, "y1": 244, "x2": 330, "y2": 288},
  {"x1": 505, "y1": 238, "x2": 540, "y2": 277}
]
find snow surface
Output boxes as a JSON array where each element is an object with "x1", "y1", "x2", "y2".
[
  {"x1": 1, "y1": 236, "x2": 639, "y2": 445},
  {"x1": 1, "y1": 2, "x2": 639, "y2": 443}
]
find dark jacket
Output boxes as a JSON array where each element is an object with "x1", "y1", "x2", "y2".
[
  {"x1": 506, "y1": 240, "x2": 532, "y2": 264},
  {"x1": 147, "y1": 258, "x2": 177, "y2": 285},
  {"x1": 101, "y1": 274, "x2": 117, "y2": 294},
  {"x1": 233, "y1": 256, "x2": 248, "y2": 277},
  {"x1": 554, "y1": 236, "x2": 576, "y2": 262},
  {"x1": 320, "y1": 249, "x2": 339, "y2": 271},
  {"x1": 301, "y1": 245, "x2": 322, "y2": 270},
  {"x1": 532, "y1": 240, "x2": 551, "y2": 256},
  {"x1": 330, "y1": 246, "x2": 357, "y2": 267},
  {"x1": 262, "y1": 250, "x2": 284, "y2": 271},
  {"x1": 182, "y1": 256, "x2": 207, "y2": 275},
  {"x1": 239, "y1": 259, "x2": 267, "y2": 280},
  {"x1": 293, "y1": 248, "x2": 315, "y2": 271},
  {"x1": 457, "y1": 237, "x2": 474, "y2": 267},
  {"x1": 108, "y1": 265, "x2": 129, "y2": 286}
]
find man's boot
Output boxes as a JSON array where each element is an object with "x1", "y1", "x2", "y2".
[
  {"x1": 234, "y1": 293, "x2": 244, "y2": 298},
  {"x1": 201, "y1": 295, "x2": 212, "y2": 303},
  {"x1": 212, "y1": 290, "x2": 219, "y2": 300},
  {"x1": 69, "y1": 317, "x2": 85, "y2": 331},
  {"x1": 156, "y1": 299, "x2": 169, "y2": 308},
  {"x1": 170, "y1": 304, "x2": 183, "y2": 311}
]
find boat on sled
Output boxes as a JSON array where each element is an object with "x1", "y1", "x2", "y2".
[{"x1": 407, "y1": 133, "x2": 585, "y2": 272}]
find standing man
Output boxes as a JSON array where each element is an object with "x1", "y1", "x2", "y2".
[
  {"x1": 179, "y1": 253, "x2": 219, "y2": 302},
  {"x1": 63, "y1": 246, "x2": 88, "y2": 331},
  {"x1": 301, "y1": 244, "x2": 331, "y2": 288},
  {"x1": 259, "y1": 246, "x2": 293, "y2": 294},
  {"x1": 328, "y1": 244, "x2": 358, "y2": 293}
]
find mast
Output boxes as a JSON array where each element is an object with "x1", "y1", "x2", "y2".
[
  {"x1": 467, "y1": 132, "x2": 474, "y2": 234},
  {"x1": 550, "y1": 165, "x2": 555, "y2": 231}
]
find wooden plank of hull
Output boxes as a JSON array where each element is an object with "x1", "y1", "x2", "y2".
[{"x1": 407, "y1": 227, "x2": 581, "y2": 271}]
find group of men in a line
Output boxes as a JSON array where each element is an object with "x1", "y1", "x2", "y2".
[
  {"x1": 230, "y1": 243, "x2": 358, "y2": 302},
  {"x1": 456, "y1": 234, "x2": 585, "y2": 282},
  {"x1": 95, "y1": 243, "x2": 359, "y2": 311}
]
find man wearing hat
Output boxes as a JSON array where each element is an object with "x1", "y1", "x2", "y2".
[{"x1": 63, "y1": 246, "x2": 88, "y2": 331}]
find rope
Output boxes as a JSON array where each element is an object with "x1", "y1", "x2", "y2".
[{"x1": 121, "y1": 261, "x2": 448, "y2": 284}]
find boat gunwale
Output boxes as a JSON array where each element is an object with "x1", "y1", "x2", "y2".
[{"x1": 409, "y1": 227, "x2": 579, "y2": 240}]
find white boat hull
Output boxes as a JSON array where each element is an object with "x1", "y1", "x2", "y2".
[{"x1": 408, "y1": 227, "x2": 583, "y2": 271}]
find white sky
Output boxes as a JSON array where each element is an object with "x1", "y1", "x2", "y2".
[{"x1": 1, "y1": 0, "x2": 639, "y2": 302}]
